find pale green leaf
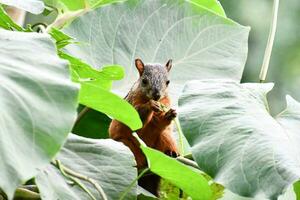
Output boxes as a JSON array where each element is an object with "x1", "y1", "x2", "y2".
[
  {"x1": 179, "y1": 80, "x2": 300, "y2": 199},
  {"x1": 62, "y1": 0, "x2": 249, "y2": 100},
  {"x1": 0, "y1": 29, "x2": 78, "y2": 199}
]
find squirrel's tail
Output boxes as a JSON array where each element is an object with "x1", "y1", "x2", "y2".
[{"x1": 138, "y1": 173, "x2": 160, "y2": 197}]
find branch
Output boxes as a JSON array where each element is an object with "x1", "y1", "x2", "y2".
[{"x1": 259, "y1": 0, "x2": 280, "y2": 82}]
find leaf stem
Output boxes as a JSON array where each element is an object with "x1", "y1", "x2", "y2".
[
  {"x1": 54, "y1": 160, "x2": 97, "y2": 200},
  {"x1": 75, "y1": 106, "x2": 91, "y2": 125},
  {"x1": 174, "y1": 117, "x2": 185, "y2": 155},
  {"x1": 119, "y1": 168, "x2": 150, "y2": 200},
  {"x1": 14, "y1": 188, "x2": 40, "y2": 199},
  {"x1": 176, "y1": 156, "x2": 199, "y2": 169},
  {"x1": 61, "y1": 162, "x2": 108, "y2": 200},
  {"x1": 259, "y1": 0, "x2": 280, "y2": 82},
  {"x1": 53, "y1": 160, "x2": 108, "y2": 200}
]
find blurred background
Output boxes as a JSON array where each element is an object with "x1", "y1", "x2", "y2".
[{"x1": 221, "y1": 0, "x2": 300, "y2": 114}]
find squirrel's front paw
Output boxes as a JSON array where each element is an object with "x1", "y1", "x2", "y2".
[
  {"x1": 149, "y1": 100, "x2": 161, "y2": 112},
  {"x1": 164, "y1": 109, "x2": 177, "y2": 121},
  {"x1": 165, "y1": 150, "x2": 179, "y2": 158}
]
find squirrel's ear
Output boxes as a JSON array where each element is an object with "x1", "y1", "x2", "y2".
[
  {"x1": 135, "y1": 58, "x2": 144, "y2": 76},
  {"x1": 165, "y1": 59, "x2": 172, "y2": 72}
]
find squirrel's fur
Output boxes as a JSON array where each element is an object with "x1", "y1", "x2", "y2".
[{"x1": 109, "y1": 59, "x2": 178, "y2": 196}]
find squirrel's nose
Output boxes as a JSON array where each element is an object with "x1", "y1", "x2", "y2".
[{"x1": 152, "y1": 91, "x2": 161, "y2": 101}]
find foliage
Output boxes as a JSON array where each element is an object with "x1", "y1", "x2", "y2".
[
  {"x1": 179, "y1": 80, "x2": 300, "y2": 199},
  {"x1": 36, "y1": 134, "x2": 137, "y2": 200},
  {"x1": 1, "y1": 0, "x2": 300, "y2": 199},
  {"x1": 136, "y1": 134, "x2": 212, "y2": 200},
  {"x1": 62, "y1": 0, "x2": 249, "y2": 100}
]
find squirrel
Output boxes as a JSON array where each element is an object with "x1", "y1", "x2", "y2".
[{"x1": 109, "y1": 58, "x2": 178, "y2": 196}]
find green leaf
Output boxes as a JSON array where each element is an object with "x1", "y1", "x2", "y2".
[
  {"x1": 179, "y1": 80, "x2": 300, "y2": 199},
  {"x1": 79, "y1": 82, "x2": 142, "y2": 130},
  {"x1": 140, "y1": 146, "x2": 212, "y2": 200},
  {"x1": 63, "y1": 0, "x2": 249, "y2": 99},
  {"x1": 72, "y1": 106, "x2": 111, "y2": 139},
  {"x1": 0, "y1": 29, "x2": 78, "y2": 199},
  {"x1": 36, "y1": 134, "x2": 137, "y2": 200},
  {"x1": 59, "y1": 51, "x2": 124, "y2": 90},
  {"x1": 49, "y1": 28, "x2": 74, "y2": 49},
  {"x1": 294, "y1": 181, "x2": 300, "y2": 200},
  {"x1": 0, "y1": 0, "x2": 45, "y2": 14},
  {"x1": 0, "y1": 6, "x2": 24, "y2": 31},
  {"x1": 44, "y1": 0, "x2": 126, "y2": 11},
  {"x1": 189, "y1": 0, "x2": 226, "y2": 17},
  {"x1": 57, "y1": 0, "x2": 85, "y2": 10}
]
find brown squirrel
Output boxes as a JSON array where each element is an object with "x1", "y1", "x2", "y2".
[{"x1": 109, "y1": 58, "x2": 178, "y2": 196}]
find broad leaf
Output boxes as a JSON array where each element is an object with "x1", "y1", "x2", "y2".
[
  {"x1": 36, "y1": 134, "x2": 137, "y2": 200},
  {"x1": 0, "y1": 29, "x2": 78, "y2": 199},
  {"x1": 0, "y1": 0, "x2": 44, "y2": 14},
  {"x1": 179, "y1": 80, "x2": 300, "y2": 199},
  {"x1": 63, "y1": 0, "x2": 249, "y2": 100}
]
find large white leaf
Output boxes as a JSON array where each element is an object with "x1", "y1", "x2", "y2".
[
  {"x1": 62, "y1": 0, "x2": 249, "y2": 99},
  {"x1": 0, "y1": 29, "x2": 78, "y2": 199},
  {"x1": 36, "y1": 134, "x2": 137, "y2": 200},
  {"x1": 178, "y1": 80, "x2": 300, "y2": 199},
  {"x1": 0, "y1": 0, "x2": 44, "y2": 14}
]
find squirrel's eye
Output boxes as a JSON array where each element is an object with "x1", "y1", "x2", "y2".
[
  {"x1": 166, "y1": 80, "x2": 170, "y2": 85},
  {"x1": 142, "y1": 78, "x2": 148, "y2": 85}
]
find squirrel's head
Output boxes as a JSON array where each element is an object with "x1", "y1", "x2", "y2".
[{"x1": 135, "y1": 58, "x2": 172, "y2": 101}]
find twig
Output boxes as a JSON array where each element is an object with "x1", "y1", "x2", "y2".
[
  {"x1": 53, "y1": 160, "x2": 108, "y2": 200},
  {"x1": 75, "y1": 106, "x2": 91, "y2": 125},
  {"x1": 259, "y1": 0, "x2": 280, "y2": 82},
  {"x1": 119, "y1": 168, "x2": 150, "y2": 200}
]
